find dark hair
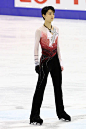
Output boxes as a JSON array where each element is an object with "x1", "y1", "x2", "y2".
[{"x1": 41, "y1": 6, "x2": 55, "y2": 20}]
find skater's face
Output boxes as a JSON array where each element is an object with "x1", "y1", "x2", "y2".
[{"x1": 43, "y1": 9, "x2": 55, "y2": 22}]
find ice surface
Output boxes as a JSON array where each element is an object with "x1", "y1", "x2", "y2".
[{"x1": 0, "y1": 15, "x2": 86, "y2": 129}]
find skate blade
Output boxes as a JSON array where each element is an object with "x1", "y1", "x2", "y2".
[
  {"x1": 29, "y1": 122, "x2": 43, "y2": 125},
  {"x1": 60, "y1": 118, "x2": 71, "y2": 122}
]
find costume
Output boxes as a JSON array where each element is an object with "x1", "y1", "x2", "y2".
[{"x1": 30, "y1": 25, "x2": 70, "y2": 124}]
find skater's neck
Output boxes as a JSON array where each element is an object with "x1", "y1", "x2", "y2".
[{"x1": 44, "y1": 21, "x2": 52, "y2": 29}]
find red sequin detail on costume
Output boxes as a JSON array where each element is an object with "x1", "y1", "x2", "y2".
[
  {"x1": 39, "y1": 31, "x2": 58, "y2": 66},
  {"x1": 40, "y1": 32, "x2": 58, "y2": 56}
]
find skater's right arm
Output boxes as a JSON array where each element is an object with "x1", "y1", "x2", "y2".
[{"x1": 34, "y1": 29, "x2": 40, "y2": 67}]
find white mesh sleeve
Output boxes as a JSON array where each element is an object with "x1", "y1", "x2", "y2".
[
  {"x1": 56, "y1": 28, "x2": 63, "y2": 67},
  {"x1": 34, "y1": 29, "x2": 40, "y2": 67}
]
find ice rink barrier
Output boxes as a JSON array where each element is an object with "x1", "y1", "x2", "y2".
[{"x1": 0, "y1": 0, "x2": 86, "y2": 20}]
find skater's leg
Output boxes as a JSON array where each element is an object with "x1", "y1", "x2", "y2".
[
  {"x1": 30, "y1": 62, "x2": 49, "y2": 118},
  {"x1": 49, "y1": 55, "x2": 64, "y2": 116},
  {"x1": 50, "y1": 54, "x2": 71, "y2": 121}
]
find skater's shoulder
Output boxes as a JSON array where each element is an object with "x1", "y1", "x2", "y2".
[
  {"x1": 35, "y1": 28, "x2": 41, "y2": 35},
  {"x1": 35, "y1": 26, "x2": 43, "y2": 33},
  {"x1": 53, "y1": 26, "x2": 59, "y2": 32},
  {"x1": 35, "y1": 25, "x2": 47, "y2": 36}
]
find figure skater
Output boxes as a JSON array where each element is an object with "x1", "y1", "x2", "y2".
[{"x1": 29, "y1": 6, "x2": 71, "y2": 125}]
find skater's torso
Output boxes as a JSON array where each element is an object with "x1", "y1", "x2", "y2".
[
  {"x1": 39, "y1": 25, "x2": 58, "y2": 56},
  {"x1": 39, "y1": 25, "x2": 59, "y2": 66}
]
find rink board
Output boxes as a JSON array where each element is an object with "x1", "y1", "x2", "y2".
[{"x1": 0, "y1": 0, "x2": 86, "y2": 20}]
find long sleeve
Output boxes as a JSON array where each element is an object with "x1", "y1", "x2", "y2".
[
  {"x1": 56, "y1": 28, "x2": 63, "y2": 67},
  {"x1": 34, "y1": 29, "x2": 40, "y2": 66}
]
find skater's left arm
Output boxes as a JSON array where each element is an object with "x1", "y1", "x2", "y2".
[{"x1": 56, "y1": 27, "x2": 64, "y2": 71}]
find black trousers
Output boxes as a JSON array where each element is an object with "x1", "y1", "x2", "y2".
[{"x1": 30, "y1": 53, "x2": 64, "y2": 118}]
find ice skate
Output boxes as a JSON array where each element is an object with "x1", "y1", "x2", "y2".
[
  {"x1": 58, "y1": 111, "x2": 71, "y2": 121},
  {"x1": 30, "y1": 116, "x2": 43, "y2": 125}
]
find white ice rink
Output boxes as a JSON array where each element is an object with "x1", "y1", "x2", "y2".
[{"x1": 0, "y1": 15, "x2": 86, "y2": 129}]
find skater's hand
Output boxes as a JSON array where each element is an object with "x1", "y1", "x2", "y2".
[
  {"x1": 35, "y1": 65, "x2": 40, "y2": 74},
  {"x1": 61, "y1": 66, "x2": 64, "y2": 71}
]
